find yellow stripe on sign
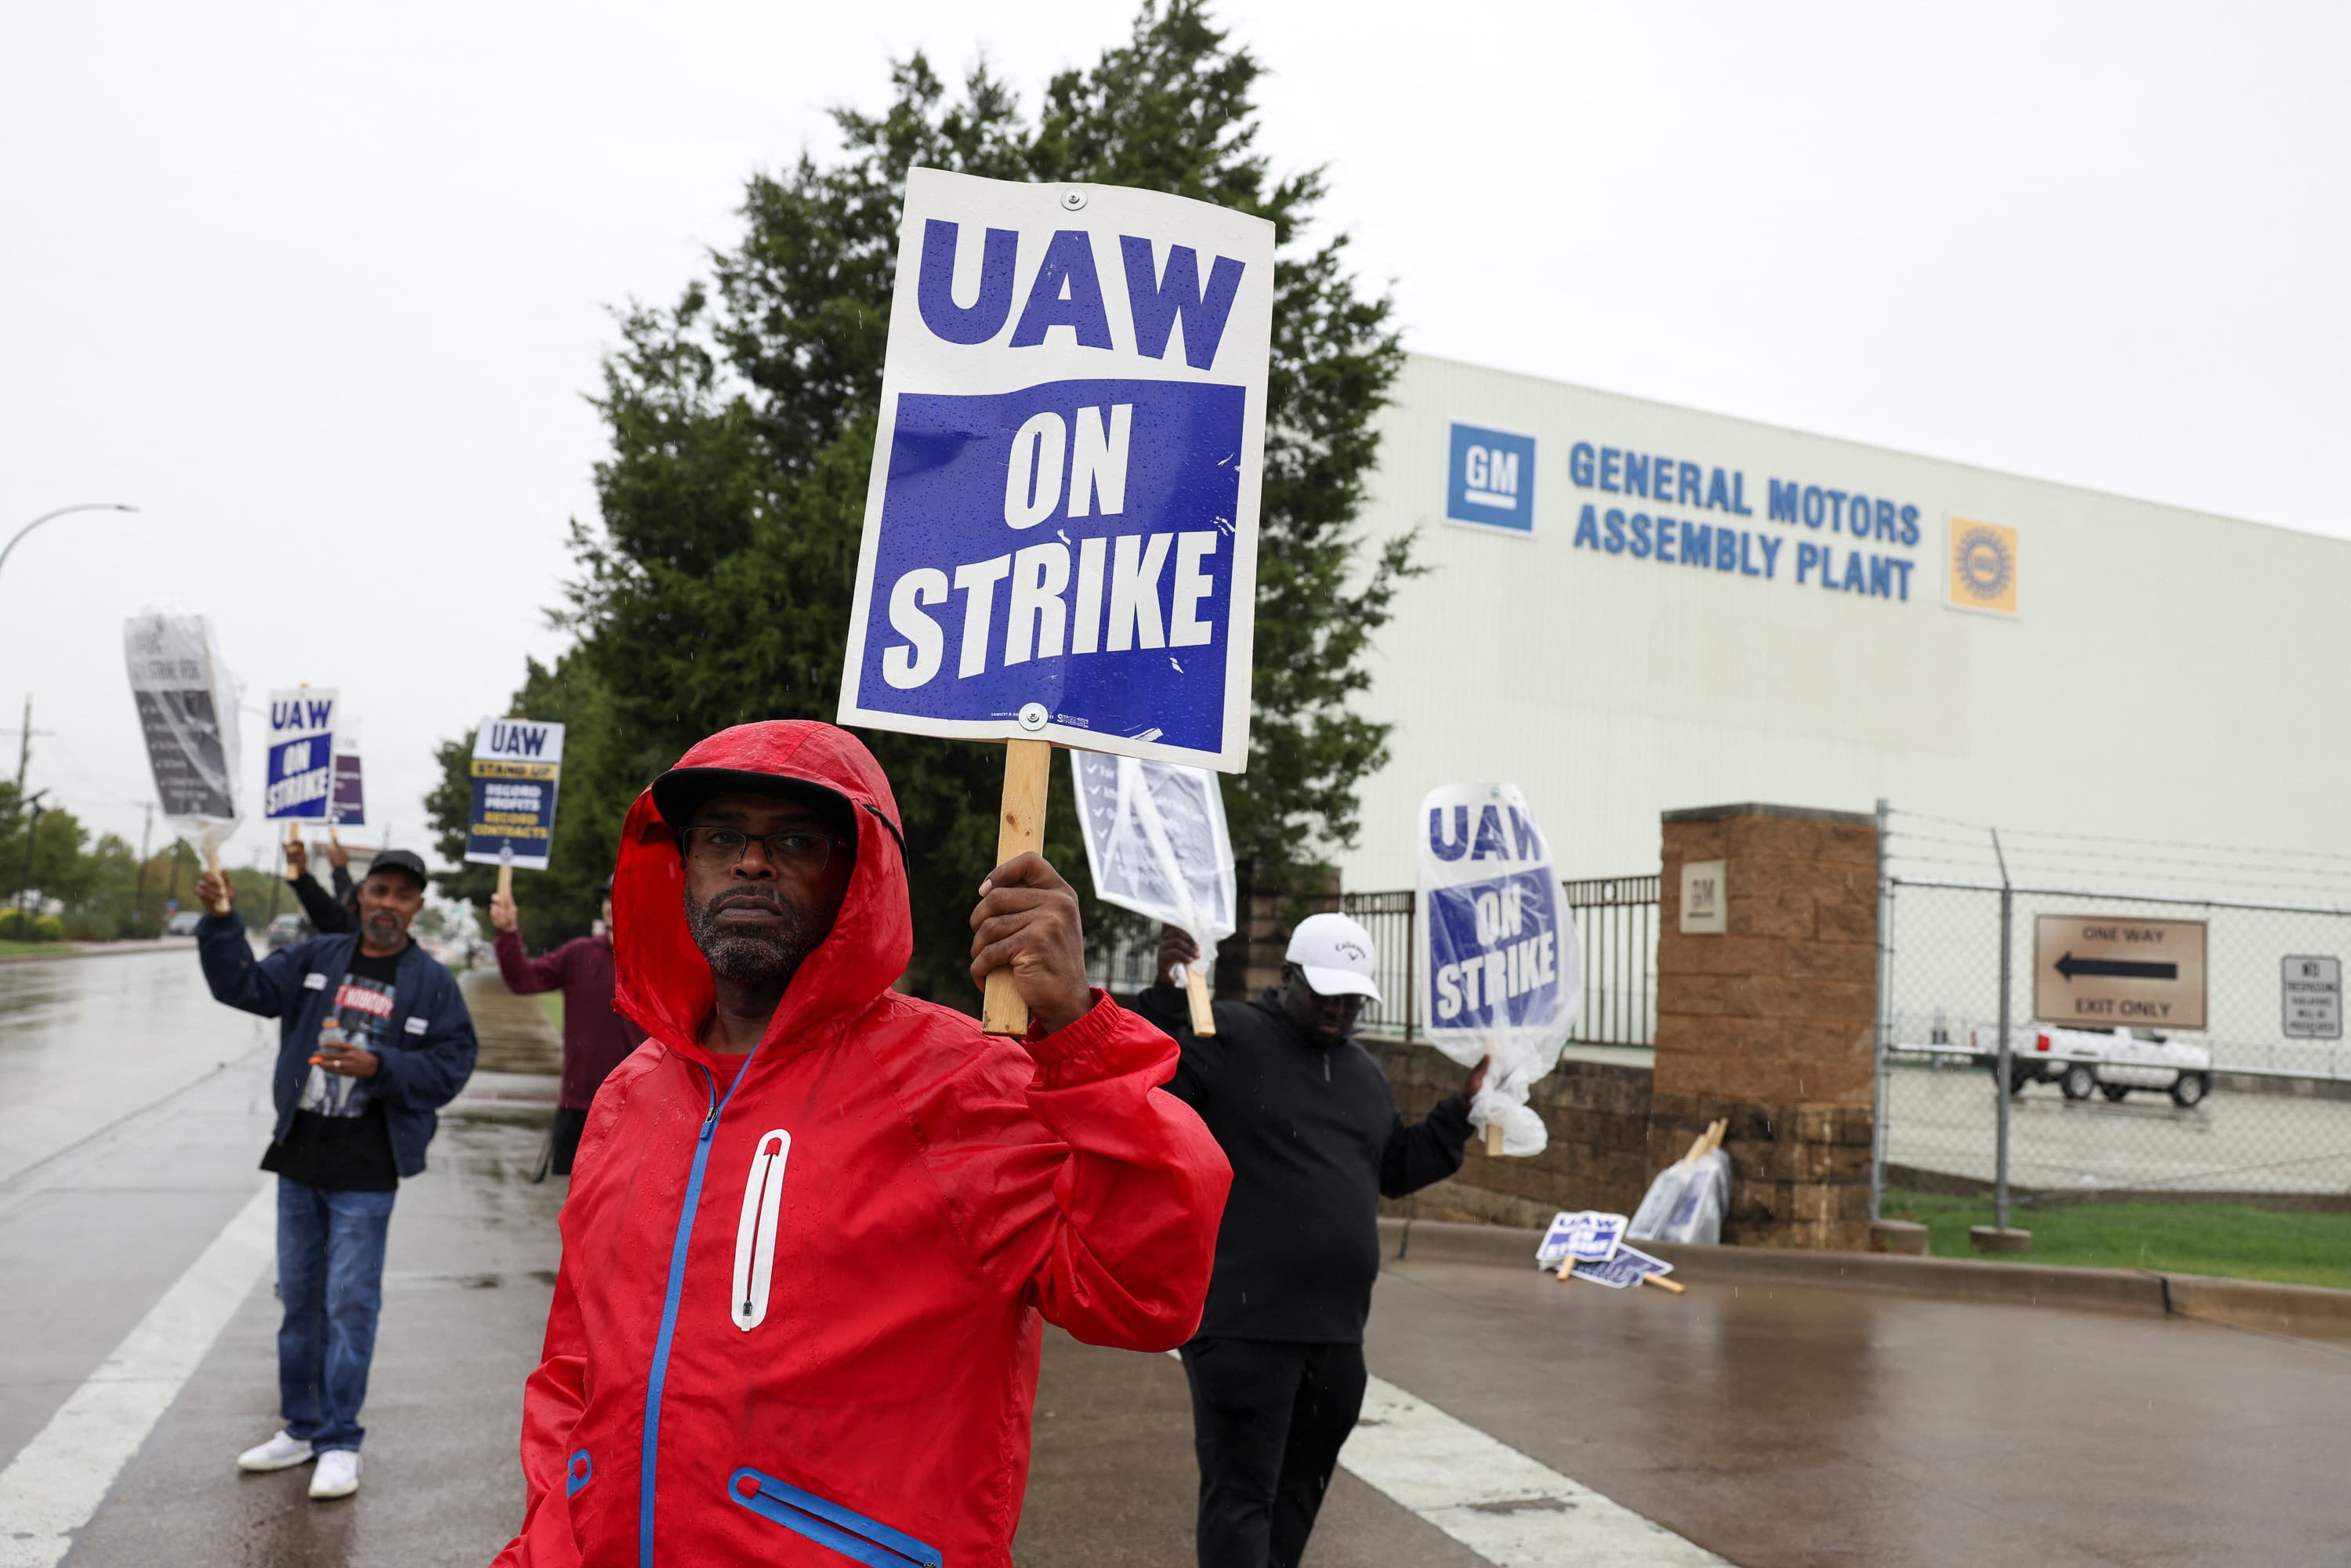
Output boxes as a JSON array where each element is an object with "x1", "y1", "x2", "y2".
[{"x1": 471, "y1": 759, "x2": 561, "y2": 780}]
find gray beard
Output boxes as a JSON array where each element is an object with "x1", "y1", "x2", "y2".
[{"x1": 683, "y1": 889, "x2": 820, "y2": 987}]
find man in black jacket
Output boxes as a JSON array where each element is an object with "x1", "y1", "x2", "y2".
[
  {"x1": 284, "y1": 836, "x2": 358, "y2": 936},
  {"x1": 1136, "y1": 913, "x2": 1483, "y2": 1568}
]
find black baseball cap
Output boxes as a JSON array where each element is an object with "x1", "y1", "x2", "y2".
[{"x1": 363, "y1": 849, "x2": 430, "y2": 889}]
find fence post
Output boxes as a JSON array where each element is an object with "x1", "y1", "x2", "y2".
[
  {"x1": 1404, "y1": 899, "x2": 1416, "y2": 1045},
  {"x1": 1872, "y1": 798, "x2": 1892, "y2": 1223},
  {"x1": 1992, "y1": 827, "x2": 2014, "y2": 1233}
]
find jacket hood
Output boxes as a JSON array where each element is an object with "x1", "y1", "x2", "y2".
[{"x1": 611, "y1": 721, "x2": 913, "y2": 1061}]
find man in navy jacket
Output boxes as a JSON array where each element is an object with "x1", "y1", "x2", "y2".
[{"x1": 194, "y1": 848, "x2": 478, "y2": 1501}]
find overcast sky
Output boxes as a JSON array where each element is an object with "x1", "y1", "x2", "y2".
[{"x1": 5, "y1": 1, "x2": 2345, "y2": 867}]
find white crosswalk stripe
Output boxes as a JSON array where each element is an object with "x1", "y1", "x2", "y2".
[{"x1": 0, "y1": 1183, "x2": 274, "y2": 1568}]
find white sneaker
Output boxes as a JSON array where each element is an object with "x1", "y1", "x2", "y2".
[
  {"x1": 235, "y1": 1431, "x2": 313, "y2": 1472},
  {"x1": 308, "y1": 1449, "x2": 361, "y2": 1500}
]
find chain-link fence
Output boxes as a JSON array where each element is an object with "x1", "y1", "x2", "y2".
[{"x1": 1878, "y1": 809, "x2": 2351, "y2": 1220}]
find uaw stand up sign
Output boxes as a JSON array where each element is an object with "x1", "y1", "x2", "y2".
[
  {"x1": 466, "y1": 718, "x2": 566, "y2": 904},
  {"x1": 839, "y1": 168, "x2": 1273, "y2": 1034}
]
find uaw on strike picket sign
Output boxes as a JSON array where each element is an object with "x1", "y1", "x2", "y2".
[
  {"x1": 264, "y1": 688, "x2": 339, "y2": 823},
  {"x1": 465, "y1": 718, "x2": 565, "y2": 871},
  {"x1": 1418, "y1": 782, "x2": 1581, "y2": 1156},
  {"x1": 837, "y1": 167, "x2": 1274, "y2": 770}
]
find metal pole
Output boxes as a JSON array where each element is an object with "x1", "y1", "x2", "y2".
[
  {"x1": 136, "y1": 802, "x2": 154, "y2": 931},
  {"x1": 1871, "y1": 798, "x2": 1893, "y2": 1222},
  {"x1": 0, "y1": 504, "x2": 140, "y2": 595},
  {"x1": 1991, "y1": 827, "x2": 2013, "y2": 1233},
  {"x1": 16, "y1": 794, "x2": 45, "y2": 932}
]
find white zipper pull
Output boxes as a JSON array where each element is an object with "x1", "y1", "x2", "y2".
[{"x1": 730, "y1": 1130, "x2": 792, "y2": 1331}]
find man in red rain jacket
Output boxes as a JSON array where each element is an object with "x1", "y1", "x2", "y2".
[{"x1": 491, "y1": 720, "x2": 1230, "y2": 1568}]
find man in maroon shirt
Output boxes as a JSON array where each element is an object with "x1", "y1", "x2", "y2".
[{"x1": 490, "y1": 882, "x2": 640, "y2": 1176}]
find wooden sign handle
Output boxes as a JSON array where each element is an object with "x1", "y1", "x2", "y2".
[
  {"x1": 1484, "y1": 1121, "x2": 1506, "y2": 1157},
  {"x1": 1183, "y1": 961, "x2": 1216, "y2": 1036},
  {"x1": 496, "y1": 862, "x2": 514, "y2": 902},
  {"x1": 200, "y1": 846, "x2": 230, "y2": 915},
  {"x1": 980, "y1": 739, "x2": 1052, "y2": 1037}
]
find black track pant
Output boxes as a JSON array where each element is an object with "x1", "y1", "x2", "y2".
[
  {"x1": 1179, "y1": 1338, "x2": 1367, "y2": 1568},
  {"x1": 549, "y1": 1107, "x2": 589, "y2": 1176}
]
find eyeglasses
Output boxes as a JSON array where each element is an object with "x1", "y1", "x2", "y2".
[{"x1": 681, "y1": 825, "x2": 846, "y2": 873}]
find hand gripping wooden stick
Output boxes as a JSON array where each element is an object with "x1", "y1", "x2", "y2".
[
  {"x1": 496, "y1": 861, "x2": 514, "y2": 902},
  {"x1": 1183, "y1": 961, "x2": 1216, "y2": 1035},
  {"x1": 980, "y1": 739, "x2": 1052, "y2": 1037},
  {"x1": 201, "y1": 845, "x2": 230, "y2": 915}
]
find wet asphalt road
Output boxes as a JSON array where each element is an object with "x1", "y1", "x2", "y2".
[{"x1": 5, "y1": 947, "x2": 2350, "y2": 1566}]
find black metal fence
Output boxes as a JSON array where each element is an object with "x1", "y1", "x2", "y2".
[{"x1": 1342, "y1": 875, "x2": 1659, "y2": 1048}]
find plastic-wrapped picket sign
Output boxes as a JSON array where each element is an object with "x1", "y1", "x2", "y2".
[
  {"x1": 1072, "y1": 751, "x2": 1236, "y2": 1034},
  {"x1": 1416, "y1": 782, "x2": 1581, "y2": 1156},
  {"x1": 122, "y1": 606, "x2": 243, "y2": 877}
]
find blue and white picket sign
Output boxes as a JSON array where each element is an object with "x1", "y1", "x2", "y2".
[
  {"x1": 263, "y1": 687, "x2": 338, "y2": 822},
  {"x1": 1416, "y1": 781, "x2": 1582, "y2": 1155},
  {"x1": 122, "y1": 607, "x2": 242, "y2": 860},
  {"x1": 331, "y1": 729, "x2": 366, "y2": 827},
  {"x1": 836, "y1": 167, "x2": 1275, "y2": 771},
  {"x1": 1535, "y1": 1210, "x2": 1626, "y2": 1269},
  {"x1": 1568, "y1": 1241, "x2": 1673, "y2": 1290},
  {"x1": 465, "y1": 717, "x2": 565, "y2": 871}
]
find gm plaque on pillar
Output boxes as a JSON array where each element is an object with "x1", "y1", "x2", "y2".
[
  {"x1": 465, "y1": 718, "x2": 566, "y2": 872},
  {"x1": 834, "y1": 166, "x2": 1273, "y2": 768},
  {"x1": 264, "y1": 688, "x2": 339, "y2": 824},
  {"x1": 1416, "y1": 782, "x2": 1581, "y2": 1155},
  {"x1": 1678, "y1": 859, "x2": 1726, "y2": 934}
]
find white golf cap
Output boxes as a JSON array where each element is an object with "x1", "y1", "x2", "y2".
[{"x1": 1284, "y1": 912, "x2": 1382, "y2": 1002}]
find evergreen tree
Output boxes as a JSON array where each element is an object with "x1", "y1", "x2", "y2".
[{"x1": 432, "y1": 1, "x2": 1411, "y2": 994}]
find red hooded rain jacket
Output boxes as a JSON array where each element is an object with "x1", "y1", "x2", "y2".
[{"x1": 491, "y1": 722, "x2": 1230, "y2": 1568}]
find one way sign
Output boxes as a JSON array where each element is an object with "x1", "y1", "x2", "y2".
[{"x1": 2034, "y1": 914, "x2": 2207, "y2": 1031}]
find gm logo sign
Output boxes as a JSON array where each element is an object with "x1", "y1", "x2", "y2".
[{"x1": 1447, "y1": 422, "x2": 1535, "y2": 534}]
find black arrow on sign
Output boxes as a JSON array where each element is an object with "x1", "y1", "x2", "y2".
[{"x1": 2054, "y1": 952, "x2": 2178, "y2": 983}]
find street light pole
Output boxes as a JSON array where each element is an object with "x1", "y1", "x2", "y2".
[{"x1": 0, "y1": 503, "x2": 142, "y2": 592}]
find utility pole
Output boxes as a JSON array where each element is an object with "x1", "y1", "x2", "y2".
[
  {"x1": 136, "y1": 801, "x2": 154, "y2": 932},
  {"x1": 6, "y1": 693, "x2": 54, "y2": 798},
  {"x1": 15, "y1": 788, "x2": 47, "y2": 932}
]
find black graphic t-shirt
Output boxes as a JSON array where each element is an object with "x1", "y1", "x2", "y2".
[{"x1": 263, "y1": 945, "x2": 402, "y2": 1192}]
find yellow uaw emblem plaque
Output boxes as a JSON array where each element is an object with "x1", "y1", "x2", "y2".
[{"x1": 1945, "y1": 516, "x2": 2020, "y2": 615}]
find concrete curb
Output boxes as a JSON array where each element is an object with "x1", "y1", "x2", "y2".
[
  {"x1": 1378, "y1": 1218, "x2": 2351, "y2": 1344},
  {"x1": 0, "y1": 938, "x2": 197, "y2": 965}
]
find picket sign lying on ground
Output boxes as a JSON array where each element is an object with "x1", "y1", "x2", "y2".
[
  {"x1": 1417, "y1": 782, "x2": 1582, "y2": 1154},
  {"x1": 121, "y1": 607, "x2": 241, "y2": 864},
  {"x1": 1072, "y1": 750, "x2": 1235, "y2": 1028},
  {"x1": 465, "y1": 717, "x2": 566, "y2": 872},
  {"x1": 835, "y1": 166, "x2": 1275, "y2": 772},
  {"x1": 1535, "y1": 1209, "x2": 1626, "y2": 1269}
]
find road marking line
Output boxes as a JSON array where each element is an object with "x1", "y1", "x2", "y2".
[
  {"x1": 1339, "y1": 1374, "x2": 1732, "y2": 1566},
  {"x1": 0, "y1": 1182, "x2": 274, "y2": 1568}
]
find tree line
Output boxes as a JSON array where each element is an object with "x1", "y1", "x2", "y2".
[{"x1": 426, "y1": 2, "x2": 1415, "y2": 998}]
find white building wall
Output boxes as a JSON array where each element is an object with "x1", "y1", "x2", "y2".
[{"x1": 1335, "y1": 353, "x2": 2349, "y2": 892}]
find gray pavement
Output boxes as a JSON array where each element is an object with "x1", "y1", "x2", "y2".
[
  {"x1": 6, "y1": 947, "x2": 2350, "y2": 1567},
  {"x1": 1886, "y1": 1062, "x2": 2351, "y2": 1195}
]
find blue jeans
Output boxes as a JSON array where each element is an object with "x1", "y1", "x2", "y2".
[{"x1": 275, "y1": 1179, "x2": 395, "y2": 1453}]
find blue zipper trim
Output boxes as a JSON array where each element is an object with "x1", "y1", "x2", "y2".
[
  {"x1": 725, "y1": 1467, "x2": 943, "y2": 1568},
  {"x1": 638, "y1": 1054, "x2": 756, "y2": 1567}
]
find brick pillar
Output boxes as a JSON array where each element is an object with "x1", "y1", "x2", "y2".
[{"x1": 1650, "y1": 804, "x2": 1877, "y2": 1250}]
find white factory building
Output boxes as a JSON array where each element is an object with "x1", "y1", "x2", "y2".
[{"x1": 1335, "y1": 354, "x2": 2350, "y2": 893}]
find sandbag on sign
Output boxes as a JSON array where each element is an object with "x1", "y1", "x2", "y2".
[
  {"x1": 1628, "y1": 1120, "x2": 1731, "y2": 1245},
  {"x1": 122, "y1": 607, "x2": 243, "y2": 869},
  {"x1": 1071, "y1": 751, "x2": 1236, "y2": 1033},
  {"x1": 1415, "y1": 783, "x2": 1581, "y2": 1156}
]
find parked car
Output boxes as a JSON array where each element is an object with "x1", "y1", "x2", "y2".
[
  {"x1": 265, "y1": 913, "x2": 311, "y2": 952},
  {"x1": 1972, "y1": 1023, "x2": 2214, "y2": 1107},
  {"x1": 164, "y1": 911, "x2": 204, "y2": 936}
]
